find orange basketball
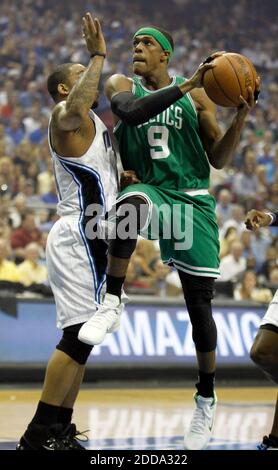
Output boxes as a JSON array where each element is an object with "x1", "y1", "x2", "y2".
[{"x1": 203, "y1": 53, "x2": 258, "y2": 107}]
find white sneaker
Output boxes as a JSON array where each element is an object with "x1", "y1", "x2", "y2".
[
  {"x1": 108, "y1": 291, "x2": 129, "y2": 333},
  {"x1": 78, "y1": 294, "x2": 122, "y2": 345},
  {"x1": 184, "y1": 393, "x2": 217, "y2": 450}
]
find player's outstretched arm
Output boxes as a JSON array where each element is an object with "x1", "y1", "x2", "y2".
[
  {"x1": 54, "y1": 13, "x2": 106, "y2": 132},
  {"x1": 104, "y1": 53, "x2": 224, "y2": 126},
  {"x1": 105, "y1": 54, "x2": 220, "y2": 127},
  {"x1": 105, "y1": 53, "x2": 219, "y2": 128}
]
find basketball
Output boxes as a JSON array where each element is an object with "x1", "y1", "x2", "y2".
[{"x1": 203, "y1": 53, "x2": 258, "y2": 107}]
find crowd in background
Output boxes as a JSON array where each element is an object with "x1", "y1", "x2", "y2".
[{"x1": 0, "y1": 0, "x2": 278, "y2": 299}]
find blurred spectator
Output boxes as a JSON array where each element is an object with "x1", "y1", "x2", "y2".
[
  {"x1": 0, "y1": 123, "x2": 13, "y2": 154},
  {"x1": 0, "y1": 217, "x2": 11, "y2": 241},
  {"x1": 38, "y1": 232, "x2": 49, "y2": 263},
  {"x1": 219, "y1": 226, "x2": 238, "y2": 258},
  {"x1": 131, "y1": 239, "x2": 158, "y2": 278},
  {"x1": 17, "y1": 242, "x2": 48, "y2": 287},
  {"x1": 220, "y1": 240, "x2": 246, "y2": 282},
  {"x1": 29, "y1": 115, "x2": 48, "y2": 144},
  {"x1": 256, "y1": 165, "x2": 268, "y2": 192},
  {"x1": 232, "y1": 150, "x2": 258, "y2": 203},
  {"x1": 234, "y1": 270, "x2": 272, "y2": 303},
  {"x1": 23, "y1": 102, "x2": 42, "y2": 136},
  {"x1": 18, "y1": 180, "x2": 42, "y2": 207},
  {"x1": 240, "y1": 230, "x2": 253, "y2": 260},
  {"x1": 41, "y1": 178, "x2": 58, "y2": 204},
  {"x1": 153, "y1": 260, "x2": 182, "y2": 297},
  {"x1": 10, "y1": 210, "x2": 42, "y2": 261},
  {"x1": 0, "y1": 238, "x2": 19, "y2": 282},
  {"x1": 19, "y1": 81, "x2": 42, "y2": 109},
  {"x1": 250, "y1": 229, "x2": 272, "y2": 270},
  {"x1": 39, "y1": 210, "x2": 59, "y2": 234},
  {"x1": 268, "y1": 183, "x2": 278, "y2": 211},
  {"x1": 257, "y1": 143, "x2": 275, "y2": 183},
  {"x1": 258, "y1": 246, "x2": 278, "y2": 281},
  {"x1": 9, "y1": 195, "x2": 27, "y2": 228},
  {"x1": 215, "y1": 189, "x2": 235, "y2": 224},
  {"x1": 220, "y1": 205, "x2": 246, "y2": 238},
  {"x1": 5, "y1": 116, "x2": 25, "y2": 146},
  {"x1": 269, "y1": 268, "x2": 278, "y2": 288},
  {"x1": 37, "y1": 160, "x2": 54, "y2": 195},
  {"x1": 0, "y1": 156, "x2": 15, "y2": 195},
  {"x1": 124, "y1": 256, "x2": 155, "y2": 294}
]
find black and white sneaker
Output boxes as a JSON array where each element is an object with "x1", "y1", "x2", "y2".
[
  {"x1": 257, "y1": 434, "x2": 278, "y2": 450},
  {"x1": 59, "y1": 423, "x2": 88, "y2": 450},
  {"x1": 16, "y1": 423, "x2": 67, "y2": 450}
]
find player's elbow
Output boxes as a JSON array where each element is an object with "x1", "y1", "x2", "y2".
[
  {"x1": 120, "y1": 114, "x2": 144, "y2": 126},
  {"x1": 111, "y1": 97, "x2": 145, "y2": 126}
]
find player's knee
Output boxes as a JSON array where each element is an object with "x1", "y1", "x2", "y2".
[
  {"x1": 178, "y1": 271, "x2": 215, "y2": 303},
  {"x1": 178, "y1": 272, "x2": 217, "y2": 352},
  {"x1": 56, "y1": 323, "x2": 93, "y2": 365},
  {"x1": 116, "y1": 196, "x2": 149, "y2": 233},
  {"x1": 250, "y1": 340, "x2": 276, "y2": 368},
  {"x1": 189, "y1": 302, "x2": 217, "y2": 352},
  {"x1": 108, "y1": 196, "x2": 150, "y2": 258}
]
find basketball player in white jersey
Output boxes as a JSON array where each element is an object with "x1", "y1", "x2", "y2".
[
  {"x1": 246, "y1": 209, "x2": 278, "y2": 450},
  {"x1": 17, "y1": 13, "x2": 121, "y2": 450}
]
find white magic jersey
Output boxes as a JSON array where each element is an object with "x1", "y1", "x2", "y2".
[
  {"x1": 46, "y1": 110, "x2": 119, "y2": 328},
  {"x1": 48, "y1": 110, "x2": 118, "y2": 217}
]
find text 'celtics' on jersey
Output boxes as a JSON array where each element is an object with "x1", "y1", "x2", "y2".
[{"x1": 114, "y1": 75, "x2": 210, "y2": 191}]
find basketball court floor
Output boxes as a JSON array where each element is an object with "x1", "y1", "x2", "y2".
[{"x1": 0, "y1": 386, "x2": 276, "y2": 450}]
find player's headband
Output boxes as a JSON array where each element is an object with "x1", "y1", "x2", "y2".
[{"x1": 133, "y1": 27, "x2": 173, "y2": 61}]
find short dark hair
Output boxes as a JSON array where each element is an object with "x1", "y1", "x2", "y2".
[
  {"x1": 149, "y1": 26, "x2": 174, "y2": 51},
  {"x1": 47, "y1": 63, "x2": 73, "y2": 102}
]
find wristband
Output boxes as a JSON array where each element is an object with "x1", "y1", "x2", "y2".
[
  {"x1": 265, "y1": 212, "x2": 275, "y2": 225},
  {"x1": 90, "y1": 52, "x2": 106, "y2": 58}
]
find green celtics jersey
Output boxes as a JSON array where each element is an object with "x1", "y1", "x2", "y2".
[{"x1": 114, "y1": 75, "x2": 210, "y2": 190}]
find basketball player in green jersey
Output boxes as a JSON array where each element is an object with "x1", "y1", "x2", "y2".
[{"x1": 78, "y1": 26, "x2": 260, "y2": 449}]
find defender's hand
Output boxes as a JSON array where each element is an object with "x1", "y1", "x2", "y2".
[
  {"x1": 82, "y1": 12, "x2": 106, "y2": 56},
  {"x1": 245, "y1": 209, "x2": 272, "y2": 231},
  {"x1": 120, "y1": 170, "x2": 141, "y2": 191}
]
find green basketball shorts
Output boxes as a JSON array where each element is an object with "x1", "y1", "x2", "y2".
[{"x1": 117, "y1": 183, "x2": 220, "y2": 278}]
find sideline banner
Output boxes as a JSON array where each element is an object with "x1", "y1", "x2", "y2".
[{"x1": 0, "y1": 299, "x2": 265, "y2": 365}]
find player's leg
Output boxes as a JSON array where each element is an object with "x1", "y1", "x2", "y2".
[
  {"x1": 159, "y1": 193, "x2": 219, "y2": 450},
  {"x1": 106, "y1": 193, "x2": 150, "y2": 299},
  {"x1": 179, "y1": 272, "x2": 217, "y2": 388},
  {"x1": 17, "y1": 218, "x2": 100, "y2": 450},
  {"x1": 78, "y1": 184, "x2": 155, "y2": 346},
  {"x1": 60, "y1": 365, "x2": 85, "y2": 411},
  {"x1": 250, "y1": 327, "x2": 278, "y2": 384},
  {"x1": 271, "y1": 395, "x2": 278, "y2": 441},
  {"x1": 178, "y1": 271, "x2": 217, "y2": 450},
  {"x1": 250, "y1": 319, "x2": 278, "y2": 450},
  {"x1": 17, "y1": 324, "x2": 92, "y2": 450},
  {"x1": 105, "y1": 183, "x2": 171, "y2": 298}
]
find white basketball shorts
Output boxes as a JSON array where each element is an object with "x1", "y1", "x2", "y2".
[{"x1": 46, "y1": 215, "x2": 107, "y2": 329}]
